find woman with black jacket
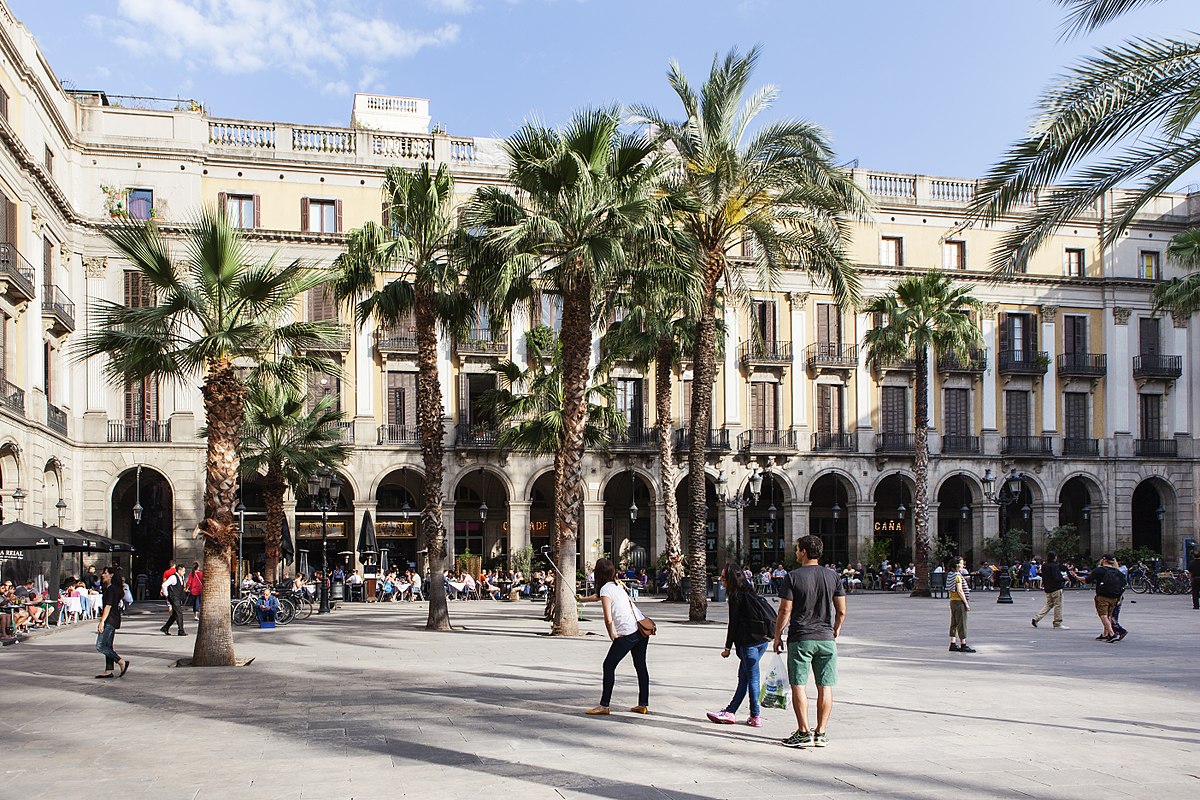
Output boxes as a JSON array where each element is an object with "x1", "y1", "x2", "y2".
[{"x1": 707, "y1": 562, "x2": 773, "y2": 727}]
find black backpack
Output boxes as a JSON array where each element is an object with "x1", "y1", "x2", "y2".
[
  {"x1": 1097, "y1": 567, "x2": 1126, "y2": 599},
  {"x1": 741, "y1": 591, "x2": 777, "y2": 640}
]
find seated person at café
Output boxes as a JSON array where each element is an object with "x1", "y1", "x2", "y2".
[
  {"x1": 16, "y1": 581, "x2": 47, "y2": 627},
  {"x1": 346, "y1": 570, "x2": 363, "y2": 586},
  {"x1": 332, "y1": 565, "x2": 345, "y2": 583},
  {"x1": 379, "y1": 571, "x2": 398, "y2": 601},
  {"x1": 479, "y1": 570, "x2": 501, "y2": 601},
  {"x1": 408, "y1": 570, "x2": 424, "y2": 601},
  {"x1": 256, "y1": 585, "x2": 279, "y2": 625}
]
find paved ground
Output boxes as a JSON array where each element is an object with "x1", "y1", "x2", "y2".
[{"x1": 1, "y1": 588, "x2": 1198, "y2": 799}]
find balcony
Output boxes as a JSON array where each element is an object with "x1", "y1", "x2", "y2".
[
  {"x1": 46, "y1": 402, "x2": 67, "y2": 436},
  {"x1": 739, "y1": 340, "x2": 792, "y2": 368},
  {"x1": 871, "y1": 350, "x2": 917, "y2": 373},
  {"x1": 1132, "y1": 354, "x2": 1182, "y2": 381},
  {"x1": 608, "y1": 426, "x2": 659, "y2": 450},
  {"x1": 41, "y1": 285, "x2": 76, "y2": 334},
  {"x1": 805, "y1": 342, "x2": 857, "y2": 371},
  {"x1": 672, "y1": 427, "x2": 732, "y2": 453},
  {"x1": 1057, "y1": 352, "x2": 1106, "y2": 379},
  {"x1": 1, "y1": 379, "x2": 24, "y2": 417},
  {"x1": 811, "y1": 431, "x2": 854, "y2": 452},
  {"x1": 327, "y1": 421, "x2": 353, "y2": 443},
  {"x1": 0, "y1": 242, "x2": 36, "y2": 305},
  {"x1": 941, "y1": 434, "x2": 980, "y2": 454},
  {"x1": 875, "y1": 432, "x2": 914, "y2": 454},
  {"x1": 107, "y1": 419, "x2": 170, "y2": 443},
  {"x1": 455, "y1": 422, "x2": 500, "y2": 449},
  {"x1": 377, "y1": 424, "x2": 421, "y2": 446},
  {"x1": 1001, "y1": 435, "x2": 1054, "y2": 457},
  {"x1": 937, "y1": 348, "x2": 986, "y2": 374},
  {"x1": 1135, "y1": 438, "x2": 1178, "y2": 457},
  {"x1": 456, "y1": 329, "x2": 509, "y2": 357},
  {"x1": 304, "y1": 323, "x2": 352, "y2": 352},
  {"x1": 997, "y1": 350, "x2": 1049, "y2": 376},
  {"x1": 375, "y1": 326, "x2": 418, "y2": 355},
  {"x1": 1062, "y1": 437, "x2": 1099, "y2": 456},
  {"x1": 738, "y1": 429, "x2": 799, "y2": 453}
]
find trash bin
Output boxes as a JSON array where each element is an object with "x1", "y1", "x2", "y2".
[
  {"x1": 681, "y1": 577, "x2": 691, "y2": 597},
  {"x1": 330, "y1": 582, "x2": 346, "y2": 602}
]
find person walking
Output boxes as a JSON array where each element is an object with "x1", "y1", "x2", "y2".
[
  {"x1": 774, "y1": 535, "x2": 846, "y2": 749},
  {"x1": 1088, "y1": 554, "x2": 1125, "y2": 642},
  {"x1": 1188, "y1": 548, "x2": 1200, "y2": 610},
  {"x1": 1031, "y1": 551, "x2": 1068, "y2": 629},
  {"x1": 160, "y1": 564, "x2": 188, "y2": 636},
  {"x1": 186, "y1": 561, "x2": 203, "y2": 621},
  {"x1": 707, "y1": 562, "x2": 774, "y2": 727},
  {"x1": 947, "y1": 556, "x2": 975, "y2": 653},
  {"x1": 95, "y1": 566, "x2": 130, "y2": 679},
  {"x1": 578, "y1": 558, "x2": 650, "y2": 716}
]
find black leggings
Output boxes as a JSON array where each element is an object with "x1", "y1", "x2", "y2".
[{"x1": 601, "y1": 632, "x2": 649, "y2": 707}]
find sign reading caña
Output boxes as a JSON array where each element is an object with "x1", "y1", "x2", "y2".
[{"x1": 874, "y1": 520, "x2": 904, "y2": 532}]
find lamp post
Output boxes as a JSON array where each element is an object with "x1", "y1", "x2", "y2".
[
  {"x1": 981, "y1": 467, "x2": 1027, "y2": 605},
  {"x1": 307, "y1": 469, "x2": 343, "y2": 614},
  {"x1": 11, "y1": 487, "x2": 24, "y2": 521},
  {"x1": 715, "y1": 464, "x2": 763, "y2": 567},
  {"x1": 56, "y1": 498, "x2": 66, "y2": 527},
  {"x1": 132, "y1": 464, "x2": 143, "y2": 526},
  {"x1": 235, "y1": 500, "x2": 246, "y2": 587}
]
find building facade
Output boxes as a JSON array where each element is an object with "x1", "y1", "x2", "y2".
[{"x1": 1, "y1": 2, "x2": 1196, "y2": 581}]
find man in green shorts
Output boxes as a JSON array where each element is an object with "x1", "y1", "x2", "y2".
[{"x1": 773, "y1": 534, "x2": 846, "y2": 748}]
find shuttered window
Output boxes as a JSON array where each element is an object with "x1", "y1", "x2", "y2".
[
  {"x1": 124, "y1": 378, "x2": 159, "y2": 421},
  {"x1": 880, "y1": 386, "x2": 907, "y2": 434},
  {"x1": 944, "y1": 388, "x2": 969, "y2": 437},
  {"x1": 1065, "y1": 248, "x2": 1085, "y2": 277},
  {"x1": 43, "y1": 236, "x2": 54, "y2": 286},
  {"x1": 816, "y1": 304, "x2": 841, "y2": 346},
  {"x1": 458, "y1": 372, "x2": 497, "y2": 426},
  {"x1": 387, "y1": 372, "x2": 417, "y2": 429},
  {"x1": 1140, "y1": 251, "x2": 1161, "y2": 280},
  {"x1": 816, "y1": 384, "x2": 844, "y2": 434},
  {"x1": 302, "y1": 198, "x2": 341, "y2": 233},
  {"x1": 1063, "y1": 315, "x2": 1087, "y2": 354},
  {"x1": 999, "y1": 312, "x2": 1038, "y2": 360},
  {"x1": 1005, "y1": 390, "x2": 1030, "y2": 438},
  {"x1": 942, "y1": 240, "x2": 966, "y2": 270},
  {"x1": 1138, "y1": 317, "x2": 1160, "y2": 357},
  {"x1": 308, "y1": 286, "x2": 337, "y2": 322},
  {"x1": 308, "y1": 363, "x2": 341, "y2": 413},
  {"x1": 750, "y1": 381, "x2": 777, "y2": 432},
  {"x1": 0, "y1": 87, "x2": 7, "y2": 120},
  {"x1": 616, "y1": 377, "x2": 645, "y2": 429},
  {"x1": 220, "y1": 193, "x2": 259, "y2": 228},
  {"x1": 123, "y1": 271, "x2": 155, "y2": 308},
  {"x1": 0, "y1": 313, "x2": 6, "y2": 381},
  {"x1": 752, "y1": 300, "x2": 776, "y2": 344},
  {"x1": 1064, "y1": 392, "x2": 1089, "y2": 440},
  {"x1": 880, "y1": 236, "x2": 903, "y2": 267},
  {"x1": 0, "y1": 193, "x2": 17, "y2": 244},
  {"x1": 1139, "y1": 393, "x2": 1162, "y2": 440}
]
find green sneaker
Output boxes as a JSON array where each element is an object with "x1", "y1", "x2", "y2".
[
  {"x1": 812, "y1": 731, "x2": 828, "y2": 748},
  {"x1": 782, "y1": 729, "x2": 814, "y2": 748}
]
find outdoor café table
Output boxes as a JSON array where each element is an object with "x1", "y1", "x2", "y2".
[{"x1": 497, "y1": 580, "x2": 513, "y2": 599}]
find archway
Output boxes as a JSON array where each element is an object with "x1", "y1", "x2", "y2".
[
  {"x1": 744, "y1": 473, "x2": 788, "y2": 570},
  {"x1": 112, "y1": 466, "x2": 174, "y2": 586},
  {"x1": 1131, "y1": 479, "x2": 1167, "y2": 556},
  {"x1": 0, "y1": 441, "x2": 20, "y2": 524},
  {"x1": 295, "y1": 472, "x2": 354, "y2": 577},
  {"x1": 42, "y1": 461, "x2": 64, "y2": 526},
  {"x1": 995, "y1": 478, "x2": 1035, "y2": 562},
  {"x1": 235, "y1": 473, "x2": 269, "y2": 578},
  {"x1": 454, "y1": 468, "x2": 509, "y2": 572},
  {"x1": 1058, "y1": 477, "x2": 1100, "y2": 561},
  {"x1": 528, "y1": 472, "x2": 556, "y2": 557},
  {"x1": 603, "y1": 471, "x2": 654, "y2": 574},
  {"x1": 676, "y1": 474, "x2": 718, "y2": 570},
  {"x1": 873, "y1": 473, "x2": 913, "y2": 566},
  {"x1": 376, "y1": 467, "x2": 423, "y2": 572},
  {"x1": 937, "y1": 475, "x2": 977, "y2": 566},
  {"x1": 809, "y1": 473, "x2": 855, "y2": 567}
]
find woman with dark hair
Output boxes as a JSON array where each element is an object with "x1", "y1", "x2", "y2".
[
  {"x1": 578, "y1": 558, "x2": 650, "y2": 716},
  {"x1": 707, "y1": 562, "x2": 773, "y2": 726},
  {"x1": 95, "y1": 566, "x2": 130, "y2": 679}
]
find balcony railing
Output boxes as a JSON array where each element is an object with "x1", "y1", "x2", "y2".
[
  {"x1": 456, "y1": 330, "x2": 509, "y2": 356},
  {"x1": 875, "y1": 432, "x2": 914, "y2": 453},
  {"x1": 326, "y1": 421, "x2": 353, "y2": 443},
  {"x1": 455, "y1": 423, "x2": 500, "y2": 448},
  {"x1": 1132, "y1": 354, "x2": 1182, "y2": 380},
  {"x1": 0, "y1": 378, "x2": 24, "y2": 417},
  {"x1": 1062, "y1": 437, "x2": 1099, "y2": 456},
  {"x1": 871, "y1": 351, "x2": 917, "y2": 372},
  {"x1": 1057, "y1": 352, "x2": 1107, "y2": 378},
  {"x1": 0, "y1": 242, "x2": 36, "y2": 302},
  {"x1": 46, "y1": 401, "x2": 67, "y2": 435},
  {"x1": 672, "y1": 427, "x2": 731, "y2": 452},
  {"x1": 375, "y1": 326, "x2": 418, "y2": 354},
  {"x1": 738, "y1": 429, "x2": 799, "y2": 452},
  {"x1": 739, "y1": 340, "x2": 792, "y2": 366},
  {"x1": 937, "y1": 348, "x2": 986, "y2": 374},
  {"x1": 1001, "y1": 435, "x2": 1054, "y2": 456},
  {"x1": 811, "y1": 431, "x2": 854, "y2": 452},
  {"x1": 805, "y1": 342, "x2": 857, "y2": 370},
  {"x1": 304, "y1": 323, "x2": 351, "y2": 351},
  {"x1": 377, "y1": 424, "x2": 421, "y2": 446},
  {"x1": 107, "y1": 419, "x2": 170, "y2": 443},
  {"x1": 1135, "y1": 438, "x2": 1178, "y2": 457},
  {"x1": 941, "y1": 434, "x2": 980, "y2": 454},
  {"x1": 42, "y1": 285, "x2": 76, "y2": 332},
  {"x1": 997, "y1": 350, "x2": 1049, "y2": 376},
  {"x1": 608, "y1": 426, "x2": 659, "y2": 450}
]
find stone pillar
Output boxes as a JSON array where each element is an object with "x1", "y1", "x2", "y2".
[
  {"x1": 1032, "y1": 502, "x2": 1055, "y2": 556},
  {"x1": 723, "y1": 304, "x2": 740, "y2": 427},
  {"x1": 437, "y1": 328, "x2": 453, "y2": 422},
  {"x1": 970, "y1": 503, "x2": 986, "y2": 564},
  {"x1": 1108, "y1": 308, "x2": 1132, "y2": 434},
  {"x1": 720, "y1": 503, "x2": 739, "y2": 566},
  {"x1": 852, "y1": 501, "x2": 875, "y2": 565},
  {"x1": 1041, "y1": 307, "x2": 1058, "y2": 434},
  {"x1": 981, "y1": 310, "x2": 998, "y2": 433},
  {"x1": 854, "y1": 313, "x2": 872, "y2": 431},
  {"x1": 1170, "y1": 315, "x2": 1189, "y2": 435},
  {"x1": 980, "y1": 501, "x2": 999, "y2": 555},
  {"x1": 508, "y1": 500, "x2": 531, "y2": 558},
  {"x1": 790, "y1": 293, "x2": 808, "y2": 435},
  {"x1": 790, "y1": 501, "x2": 810, "y2": 554},
  {"x1": 354, "y1": 323, "x2": 374, "y2": 420},
  {"x1": 582, "y1": 500, "x2": 607, "y2": 569},
  {"x1": 443, "y1": 501, "x2": 457, "y2": 568}
]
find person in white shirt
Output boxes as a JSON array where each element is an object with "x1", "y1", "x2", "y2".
[{"x1": 578, "y1": 558, "x2": 650, "y2": 716}]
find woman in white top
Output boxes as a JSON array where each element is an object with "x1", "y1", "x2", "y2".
[{"x1": 578, "y1": 558, "x2": 650, "y2": 716}]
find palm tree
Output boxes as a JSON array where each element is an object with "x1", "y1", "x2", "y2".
[
  {"x1": 1153, "y1": 228, "x2": 1200, "y2": 313},
  {"x1": 333, "y1": 163, "x2": 471, "y2": 632},
  {"x1": 969, "y1": 0, "x2": 1196, "y2": 273},
  {"x1": 240, "y1": 385, "x2": 351, "y2": 583},
  {"x1": 636, "y1": 47, "x2": 870, "y2": 621},
  {"x1": 861, "y1": 273, "x2": 981, "y2": 597},
  {"x1": 79, "y1": 208, "x2": 338, "y2": 666},
  {"x1": 465, "y1": 107, "x2": 672, "y2": 635}
]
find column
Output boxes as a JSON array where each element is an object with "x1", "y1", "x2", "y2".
[
  {"x1": 852, "y1": 502, "x2": 875, "y2": 565},
  {"x1": 508, "y1": 500, "x2": 531, "y2": 556},
  {"x1": 1170, "y1": 317, "x2": 1189, "y2": 435},
  {"x1": 970, "y1": 503, "x2": 986, "y2": 562},
  {"x1": 855, "y1": 313, "x2": 872, "y2": 431},
  {"x1": 981, "y1": 311, "x2": 998, "y2": 432},
  {"x1": 582, "y1": 500, "x2": 606, "y2": 569},
  {"x1": 512, "y1": 301, "x2": 530, "y2": 363},
  {"x1": 354, "y1": 323, "x2": 373, "y2": 419},
  {"x1": 1107, "y1": 309, "x2": 1132, "y2": 435},
  {"x1": 352, "y1": 501, "x2": 377, "y2": 574},
  {"x1": 1040, "y1": 308, "x2": 1057, "y2": 433},
  {"x1": 1032, "y1": 502, "x2": 1054, "y2": 556},
  {"x1": 980, "y1": 502, "x2": 999, "y2": 553},
  {"x1": 723, "y1": 304, "x2": 740, "y2": 427},
  {"x1": 925, "y1": 346, "x2": 936, "y2": 435},
  {"x1": 790, "y1": 501, "x2": 810, "y2": 553},
  {"x1": 442, "y1": 501, "x2": 457, "y2": 568},
  {"x1": 790, "y1": 293, "x2": 808, "y2": 433}
]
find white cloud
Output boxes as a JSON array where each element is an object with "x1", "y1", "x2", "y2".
[{"x1": 425, "y1": 0, "x2": 476, "y2": 12}]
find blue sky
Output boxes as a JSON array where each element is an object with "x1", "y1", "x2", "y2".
[{"x1": 10, "y1": 0, "x2": 1196, "y2": 180}]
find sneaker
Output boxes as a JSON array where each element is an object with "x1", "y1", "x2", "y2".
[
  {"x1": 812, "y1": 732, "x2": 828, "y2": 747},
  {"x1": 782, "y1": 729, "x2": 814, "y2": 748},
  {"x1": 747, "y1": 716, "x2": 763, "y2": 728},
  {"x1": 1103, "y1": 635, "x2": 1117, "y2": 643},
  {"x1": 1031, "y1": 617, "x2": 1038, "y2": 628},
  {"x1": 1053, "y1": 625, "x2": 1070, "y2": 630},
  {"x1": 706, "y1": 710, "x2": 736, "y2": 724},
  {"x1": 1095, "y1": 635, "x2": 1108, "y2": 640},
  {"x1": 948, "y1": 643, "x2": 960, "y2": 652},
  {"x1": 958, "y1": 645, "x2": 977, "y2": 653},
  {"x1": 1116, "y1": 630, "x2": 1127, "y2": 641}
]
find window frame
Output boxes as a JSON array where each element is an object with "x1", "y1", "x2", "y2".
[
  {"x1": 942, "y1": 240, "x2": 966, "y2": 270},
  {"x1": 127, "y1": 188, "x2": 154, "y2": 221},
  {"x1": 1064, "y1": 248, "x2": 1085, "y2": 278},
  {"x1": 880, "y1": 236, "x2": 904, "y2": 268},
  {"x1": 1140, "y1": 250, "x2": 1161, "y2": 280}
]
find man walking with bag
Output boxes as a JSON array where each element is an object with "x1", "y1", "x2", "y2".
[
  {"x1": 1031, "y1": 551, "x2": 1068, "y2": 629},
  {"x1": 1088, "y1": 555, "x2": 1125, "y2": 642},
  {"x1": 160, "y1": 564, "x2": 188, "y2": 636},
  {"x1": 774, "y1": 535, "x2": 846, "y2": 748}
]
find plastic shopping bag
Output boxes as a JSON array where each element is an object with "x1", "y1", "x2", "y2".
[{"x1": 759, "y1": 652, "x2": 789, "y2": 710}]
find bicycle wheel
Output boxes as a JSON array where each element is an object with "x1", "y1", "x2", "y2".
[
  {"x1": 233, "y1": 600, "x2": 256, "y2": 626},
  {"x1": 1159, "y1": 576, "x2": 1178, "y2": 595},
  {"x1": 1129, "y1": 576, "x2": 1149, "y2": 594},
  {"x1": 295, "y1": 594, "x2": 314, "y2": 620},
  {"x1": 275, "y1": 598, "x2": 295, "y2": 625}
]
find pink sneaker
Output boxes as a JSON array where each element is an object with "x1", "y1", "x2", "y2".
[
  {"x1": 706, "y1": 710, "x2": 736, "y2": 724},
  {"x1": 747, "y1": 715, "x2": 763, "y2": 727}
]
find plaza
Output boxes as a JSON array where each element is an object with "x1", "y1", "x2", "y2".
[{"x1": 2, "y1": 592, "x2": 1197, "y2": 799}]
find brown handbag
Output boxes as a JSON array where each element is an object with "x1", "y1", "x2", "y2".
[{"x1": 627, "y1": 592, "x2": 656, "y2": 637}]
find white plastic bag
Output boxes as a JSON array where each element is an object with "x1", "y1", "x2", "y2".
[{"x1": 759, "y1": 652, "x2": 789, "y2": 710}]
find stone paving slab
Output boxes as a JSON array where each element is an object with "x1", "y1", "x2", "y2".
[{"x1": 1, "y1": 590, "x2": 1198, "y2": 799}]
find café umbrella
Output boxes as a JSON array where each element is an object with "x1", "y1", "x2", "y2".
[
  {"x1": 0, "y1": 521, "x2": 89, "y2": 601},
  {"x1": 357, "y1": 510, "x2": 377, "y2": 557},
  {"x1": 279, "y1": 516, "x2": 295, "y2": 565}
]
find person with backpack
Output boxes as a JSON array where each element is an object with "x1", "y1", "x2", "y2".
[
  {"x1": 1031, "y1": 551, "x2": 1068, "y2": 629},
  {"x1": 1088, "y1": 554, "x2": 1126, "y2": 642},
  {"x1": 186, "y1": 561, "x2": 203, "y2": 621},
  {"x1": 707, "y1": 562, "x2": 775, "y2": 727}
]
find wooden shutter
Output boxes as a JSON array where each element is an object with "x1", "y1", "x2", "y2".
[
  {"x1": 817, "y1": 385, "x2": 831, "y2": 434},
  {"x1": 335, "y1": 199, "x2": 343, "y2": 233},
  {"x1": 681, "y1": 379, "x2": 692, "y2": 425},
  {"x1": 458, "y1": 373, "x2": 471, "y2": 425},
  {"x1": 123, "y1": 271, "x2": 154, "y2": 308},
  {"x1": 1005, "y1": 390, "x2": 1029, "y2": 438},
  {"x1": 997, "y1": 312, "x2": 1009, "y2": 356},
  {"x1": 816, "y1": 304, "x2": 840, "y2": 348},
  {"x1": 381, "y1": 200, "x2": 390, "y2": 229},
  {"x1": 300, "y1": 197, "x2": 310, "y2": 232},
  {"x1": 252, "y1": 195, "x2": 261, "y2": 229},
  {"x1": 881, "y1": 386, "x2": 907, "y2": 434},
  {"x1": 1139, "y1": 318, "x2": 1160, "y2": 356},
  {"x1": 387, "y1": 372, "x2": 417, "y2": 428},
  {"x1": 944, "y1": 388, "x2": 968, "y2": 437},
  {"x1": 0, "y1": 313, "x2": 6, "y2": 381},
  {"x1": 43, "y1": 236, "x2": 53, "y2": 286},
  {"x1": 1064, "y1": 316, "x2": 1086, "y2": 355},
  {"x1": 2, "y1": 194, "x2": 15, "y2": 245},
  {"x1": 1139, "y1": 394, "x2": 1162, "y2": 440},
  {"x1": 308, "y1": 286, "x2": 336, "y2": 321},
  {"x1": 0, "y1": 87, "x2": 7, "y2": 119},
  {"x1": 217, "y1": 192, "x2": 227, "y2": 220},
  {"x1": 1064, "y1": 392, "x2": 1088, "y2": 440},
  {"x1": 1029, "y1": 313, "x2": 1038, "y2": 354}
]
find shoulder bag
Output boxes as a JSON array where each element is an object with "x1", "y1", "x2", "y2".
[{"x1": 625, "y1": 589, "x2": 656, "y2": 637}]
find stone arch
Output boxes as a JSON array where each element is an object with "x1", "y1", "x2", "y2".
[{"x1": 368, "y1": 462, "x2": 426, "y2": 500}]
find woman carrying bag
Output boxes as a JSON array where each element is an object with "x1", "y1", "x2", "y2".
[
  {"x1": 578, "y1": 558, "x2": 653, "y2": 716},
  {"x1": 708, "y1": 562, "x2": 773, "y2": 727}
]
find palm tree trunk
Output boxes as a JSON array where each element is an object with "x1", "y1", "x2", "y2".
[
  {"x1": 655, "y1": 341, "x2": 683, "y2": 601},
  {"x1": 551, "y1": 278, "x2": 592, "y2": 636},
  {"x1": 911, "y1": 349, "x2": 931, "y2": 598},
  {"x1": 415, "y1": 295, "x2": 451, "y2": 631},
  {"x1": 263, "y1": 473, "x2": 285, "y2": 584},
  {"x1": 685, "y1": 252, "x2": 723, "y2": 622},
  {"x1": 193, "y1": 356, "x2": 245, "y2": 666}
]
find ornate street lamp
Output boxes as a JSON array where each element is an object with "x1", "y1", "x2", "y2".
[
  {"x1": 306, "y1": 469, "x2": 343, "y2": 614},
  {"x1": 11, "y1": 487, "x2": 25, "y2": 520},
  {"x1": 981, "y1": 467, "x2": 1026, "y2": 605},
  {"x1": 716, "y1": 464, "x2": 763, "y2": 567}
]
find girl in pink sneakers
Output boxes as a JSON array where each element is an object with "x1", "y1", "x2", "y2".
[{"x1": 708, "y1": 562, "x2": 776, "y2": 727}]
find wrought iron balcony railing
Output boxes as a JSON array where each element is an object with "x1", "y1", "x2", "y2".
[
  {"x1": 1062, "y1": 437, "x2": 1099, "y2": 456},
  {"x1": 1057, "y1": 352, "x2": 1106, "y2": 378},
  {"x1": 42, "y1": 285, "x2": 76, "y2": 332},
  {"x1": 811, "y1": 431, "x2": 854, "y2": 451},
  {"x1": 941, "y1": 434, "x2": 980, "y2": 454},
  {"x1": 738, "y1": 429, "x2": 799, "y2": 452},
  {"x1": 805, "y1": 342, "x2": 857, "y2": 370},
  {"x1": 1000, "y1": 435, "x2": 1054, "y2": 456},
  {"x1": 997, "y1": 350, "x2": 1049, "y2": 376},
  {"x1": 936, "y1": 348, "x2": 986, "y2": 374},
  {"x1": 739, "y1": 340, "x2": 792, "y2": 366},
  {"x1": 377, "y1": 424, "x2": 421, "y2": 445},
  {"x1": 672, "y1": 427, "x2": 731, "y2": 452},
  {"x1": 1135, "y1": 438, "x2": 1178, "y2": 457},
  {"x1": 46, "y1": 401, "x2": 67, "y2": 435},
  {"x1": 875, "y1": 432, "x2": 914, "y2": 453},
  {"x1": 107, "y1": 419, "x2": 170, "y2": 443},
  {"x1": 1132, "y1": 354, "x2": 1182, "y2": 380}
]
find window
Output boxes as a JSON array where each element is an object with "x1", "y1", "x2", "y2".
[
  {"x1": 124, "y1": 377, "x2": 159, "y2": 421},
  {"x1": 308, "y1": 286, "x2": 337, "y2": 322},
  {"x1": 999, "y1": 312, "x2": 1037, "y2": 361},
  {"x1": 1005, "y1": 390, "x2": 1030, "y2": 438},
  {"x1": 302, "y1": 198, "x2": 341, "y2": 233},
  {"x1": 221, "y1": 193, "x2": 258, "y2": 228},
  {"x1": 127, "y1": 189, "x2": 153, "y2": 221},
  {"x1": 740, "y1": 236, "x2": 758, "y2": 258},
  {"x1": 43, "y1": 236, "x2": 54, "y2": 287},
  {"x1": 816, "y1": 384, "x2": 844, "y2": 433},
  {"x1": 1139, "y1": 393, "x2": 1162, "y2": 440},
  {"x1": 0, "y1": 193, "x2": 16, "y2": 245},
  {"x1": 752, "y1": 299, "x2": 776, "y2": 346},
  {"x1": 535, "y1": 292, "x2": 562, "y2": 333},
  {"x1": 944, "y1": 388, "x2": 969, "y2": 437},
  {"x1": 43, "y1": 342, "x2": 52, "y2": 403},
  {"x1": 387, "y1": 372, "x2": 417, "y2": 430},
  {"x1": 816, "y1": 304, "x2": 841, "y2": 346},
  {"x1": 459, "y1": 372, "x2": 497, "y2": 427},
  {"x1": 0, "y1": 86, "x2": 8, "y2": 119},
  {"x1": 1063, "y1": 315, "x2": 1087, "y2": 355},
  {"x1": 308, "y1": 364, "x2": 341, "y2": 414},
  {"x1": 123, "y1": 271, "x2": 155, "y2": 308},
  {"x1": 750, "y1": 381, "x2": 778, "y2": 433},
  {"x1": 1064, "y1": 392, "x2": 1089, "y2": 441},
  {"x1": 1065, "y1": 248, "x2": 1085, "y2": 278},
  {"x1": 616, "y1": 378, "x2": 645, "y2": 430},
  {"x1": 43, "y1": 146, "x2": 53, "y2": 175},
  {"x1": 880, "y1": 236, "x2": 903, "y2": 267},
  {"x1": 0, "y1": 312, "x2": 7, "y2": 381},
  {"x1": 880, "y1": 386, "x2": 907, "y2": 434},
  {"x1": 942, "y1": 240, "x2": 966, "y2": 270},
  {"x1": 1138, "y1": 317, "x2": 1160, "y2": 357},
  {"x1": 1140, "y1": 250, "x2": 1161, "y2": 280}
]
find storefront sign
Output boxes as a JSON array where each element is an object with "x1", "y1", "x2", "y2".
[
  {"x1": 874, "y1": 520, "x2": 904, "y2": 532},
  {"x1": 376, "y1": 520, "x2": 416, "y2": 538},
  {"x1": 297, "y1": 520, "x2": 348, "y2": 539}
]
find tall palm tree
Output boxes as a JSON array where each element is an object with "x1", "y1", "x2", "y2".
[
  {"x1": 466, "y1": 107, "x2": 672, "y2": 635},
  {"x1": 969, "y1": 0, "x2": 1195, "y2": 273},
  {"x1": 861, "y1": 273, "x2": 981, "y2": 597},
  {"x1": 636, "y1": 47, "x2": 870, "y2": 621},
  {"x1": 240, "y1": 385, "x2": 350, "y2": 583},
  {"x1": 333, "y1": 163, "x2": 471, "y2": 632},
  {"x1": 79, "y1": 208, "x2": 338, "y2": 666},
  {"x1": 1153, "y1": 228, "x2": 1200, "y2": 313}
]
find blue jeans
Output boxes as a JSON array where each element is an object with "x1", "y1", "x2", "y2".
[
  {"x1": 95, "y1": 624, "x2": 120, "y2": 671},
  {"x1": 725, "y1": 640, "x2": 769, "y2": 716},
  {"x1": 600, "y1": 632, "x2": 649, "y2": 707}
]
